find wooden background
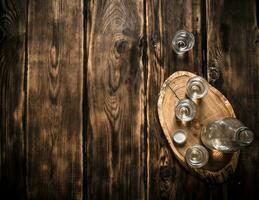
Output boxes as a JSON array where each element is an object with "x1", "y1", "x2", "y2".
[{"x1": 0, "y1": 0, "x2": 258, "y2": 199}]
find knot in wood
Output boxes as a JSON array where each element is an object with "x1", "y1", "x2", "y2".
[
  {"x1": 208, "y1": 67, "x2": 220, "y2": 81},
  {"x1": 151, "y1": 35, "x2": 160, "y2": 48},
  {"x1": 114, "y1": 39, "x2": 127, "y2": 57},
  {"x1": 50, "y1": 46, "x2": 59, "y2": 68}
]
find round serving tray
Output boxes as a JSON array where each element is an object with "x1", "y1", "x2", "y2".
[{"x1": 157, "y1": 71, "x2": 239, "y2": 183}]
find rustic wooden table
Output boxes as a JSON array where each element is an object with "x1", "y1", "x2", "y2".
[{"x1": 0, "y1": 0, "x2": 258, "y2": 199}]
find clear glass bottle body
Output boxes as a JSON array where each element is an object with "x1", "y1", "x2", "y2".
[
  {"x1": 172, "y1": 30, "x2": 195, "y2": 54},
  {"x1": 201, "y1": 117, "x2": 254, "y2": 153}
]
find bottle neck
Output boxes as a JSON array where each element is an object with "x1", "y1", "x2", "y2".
[{"x1": 235, "y1": 127, "x2": 254, "y2": 146}]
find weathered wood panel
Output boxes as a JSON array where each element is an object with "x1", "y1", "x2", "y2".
[
  {"x1": 207, "y1": 0, "x2": 259, "y2": 199},
  {"x1": 26, "y1": 0, "x2": 83, "y2": 199},
  {"x1": 0, "y1": 0, "x2": 258, "y2": 199},
  {"x1": 146, "y1": 0, "x2": 209, "y2": 199},
  {"x1": 86, "y1": 0, "x2": 145, "y2": 199},
  {"x1": 0, "y1": 0, "x2": 26, "y2": 198}
]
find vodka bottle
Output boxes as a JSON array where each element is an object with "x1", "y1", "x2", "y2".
[{"x1": 201, "y1": 117, "x2": 254, "y2": 153}]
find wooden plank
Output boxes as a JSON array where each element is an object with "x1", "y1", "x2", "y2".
[
  {"x1": 86, "y1": 0, "x2": 145, "y2": 199},
  {"x1": 0, "y1": 0, "x2": 26, "y2": 198},
  {"x1": 146, "y1": 0, "x2": 209, "y2": 199},
  {"x1": 26, "y1": 0, "x2": 83, "y2": 199},
  {"x1": 206, "y1": 0, "x2": 259, "y2": 199}
]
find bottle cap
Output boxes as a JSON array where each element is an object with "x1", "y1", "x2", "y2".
[
  {"x1": 172, "y1": 130, "x2": 187, "y2": 145},
  {"x1": 235, "y1": 127, "x2": 254, "y2": 146}
]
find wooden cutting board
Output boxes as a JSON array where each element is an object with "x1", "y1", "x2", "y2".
[{"x1": 157, "y1": 71, "x2": 239, "y2": 183}]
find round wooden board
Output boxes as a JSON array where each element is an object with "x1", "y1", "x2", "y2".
[{"x1": 157, "y1": 71, "x2": 239, "y2": 183}]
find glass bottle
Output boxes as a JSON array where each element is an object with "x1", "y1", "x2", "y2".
[
  {"x1": 175, "y1": 99, "x2": 196, "y2": 122},
  {"x1": 185, "y1": 145, "x2": 209, "y2": 168},
  {"x1": 201, "y1": 117, "x2": 254, "y2": 153},
  {"x1": 172, "y1": 30, "x2": 195, "y2": 54},
  {"x1": 186, "y1": 76, "x2": 208, "y2": 100}
]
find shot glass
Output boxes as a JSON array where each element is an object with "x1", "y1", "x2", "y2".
[
  {"x1": 185, "y1": 145, "x2": 209, "y2": 168},
  {"x1": 175, "y1": 99, "x2": 196, "y2": 122},
  {"x1": 172, "y1": 30, "x2": 195, "y2": 54},
  {"x1": 186, "y1": 76, "x2": 208, "y2": 100}
]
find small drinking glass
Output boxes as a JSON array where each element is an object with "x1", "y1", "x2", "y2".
[
  {"x1": 186, "y1": 76, "x2": 208, "y2": 100},
  {"x1": 172, "y1": 30, "x2": 195, "y2": 54},
  {"x1": 175, "y1": 99, "x2": 196, "y2": 122},
  {"x1": 185, "y1": 145, "x2": 209, "y2": 168}
]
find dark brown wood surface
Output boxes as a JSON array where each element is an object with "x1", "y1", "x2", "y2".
[
  {"x1": 0, "y1": 0, "x2": 26, "y2": 198},
  {"x1": 206, "y1": 0, "x2": 259, "y2": 199},
  {"x1": 26, "y1": 0, "x2": 83, "y2": 199},
  {"x1": 86, "y1": 0, "x2": 145, "y2": 199},
  {"x1": 0, "y1": 0, "x2": 258, "y2": 199}
]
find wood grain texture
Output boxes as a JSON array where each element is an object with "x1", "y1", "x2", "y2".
[
  {"x1": 157, "y1": 71, "x2": 239, "y2": 183},
  {"x1": 86, "y1": 0, "x2": 145, "y2": 199},
  {"x1": 0, "y1": 0, "x2": 258, "y2": 199},
  {"x1": 0, "y1": 0, "x2": 26, "y2": 198},
  {"x1": 146, "y1": 0, "x2": 208, "y2": 199},
  {"x1": 207, "y1": 0, "x2": 259, "y2": 199},
  {"x1": 26, "y1": 0, "x2": 83, "y2": 199}
]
